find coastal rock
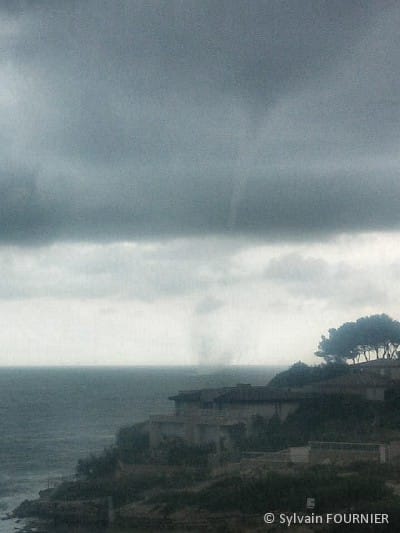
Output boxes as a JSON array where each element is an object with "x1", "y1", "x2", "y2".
[{"x1": 13, "y1": 498, "x2": 108, "y2": 525}]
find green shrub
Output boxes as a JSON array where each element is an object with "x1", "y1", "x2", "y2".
[
  {"x1": 116, "y1": 424, "x2": 149, "y2": 463},
  {"x1": 269, "y1": 362, "x2": 349, "y2": 388},
  {"x1": 150, "y1": 469, "x2": 391, "y2": 514},
  {"x1": 76, "y1": 446, "x2": 118, "y2": 480},
  {"x1": 163, "y1": 438, "x2": 215, "y2": 467}
]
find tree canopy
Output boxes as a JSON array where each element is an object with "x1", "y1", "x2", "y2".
[{"x1": 315, "y1": 314, "x2": 400, "y2": 363}]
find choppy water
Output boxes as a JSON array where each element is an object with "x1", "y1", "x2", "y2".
[{"x1": 0, "y1": 365, "x2": 281, "y2": 532}]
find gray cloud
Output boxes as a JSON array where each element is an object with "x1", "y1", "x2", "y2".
[
  {"x1": 1, "y1": 1, "x2": 399, "y2": 244},
  {"x1": 0, "y1": 239, "x2": 239, "y2": 300},
  {"x1": 195, "y1": 296, "x2": 225, "y2": 315},
  {"x1": 265, "y1": 252, "x2": 328, "y2": 282},
  {"x1": 263, "y1": 251, "x2": 390, "y2": 308}
]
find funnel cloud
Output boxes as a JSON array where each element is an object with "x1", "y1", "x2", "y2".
[{"x1": 0, "y1": 1, "x2": 399, "y2": 365}]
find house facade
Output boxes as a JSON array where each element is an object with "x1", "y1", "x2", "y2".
[
  {"x1": 148, "y1": 368, "x2": 396, "y2": 451},
  {"x1": 149, "y1": 385, "x2": 312, "y2": 450},
  {"x1": 148, "y1": 413, "x2": 240, "y2": 452}
]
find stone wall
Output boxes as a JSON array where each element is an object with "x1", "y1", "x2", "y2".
[{"x1": 309, "y1": 442, "x2": 382, "y2": 465}]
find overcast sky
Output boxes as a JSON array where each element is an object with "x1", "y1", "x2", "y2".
[{"x1": 1, "y1": 1, "x2": 400, "y2": 366}]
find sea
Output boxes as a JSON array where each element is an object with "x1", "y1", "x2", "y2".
[{"x1": 0, "y1": 365, "x2": 282, "y2": 533}]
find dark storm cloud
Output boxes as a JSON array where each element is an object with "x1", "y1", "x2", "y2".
[{"x1": 1, "y1": 1, "x2": 399, "y2": 243}]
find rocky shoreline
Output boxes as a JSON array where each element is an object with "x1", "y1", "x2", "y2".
[
  {"x1": 8, "y1": 493, "x2": 109, "y2": 532},
  {"x1": 5, "y1": 483, "x2": 266, "y2": 532}
]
